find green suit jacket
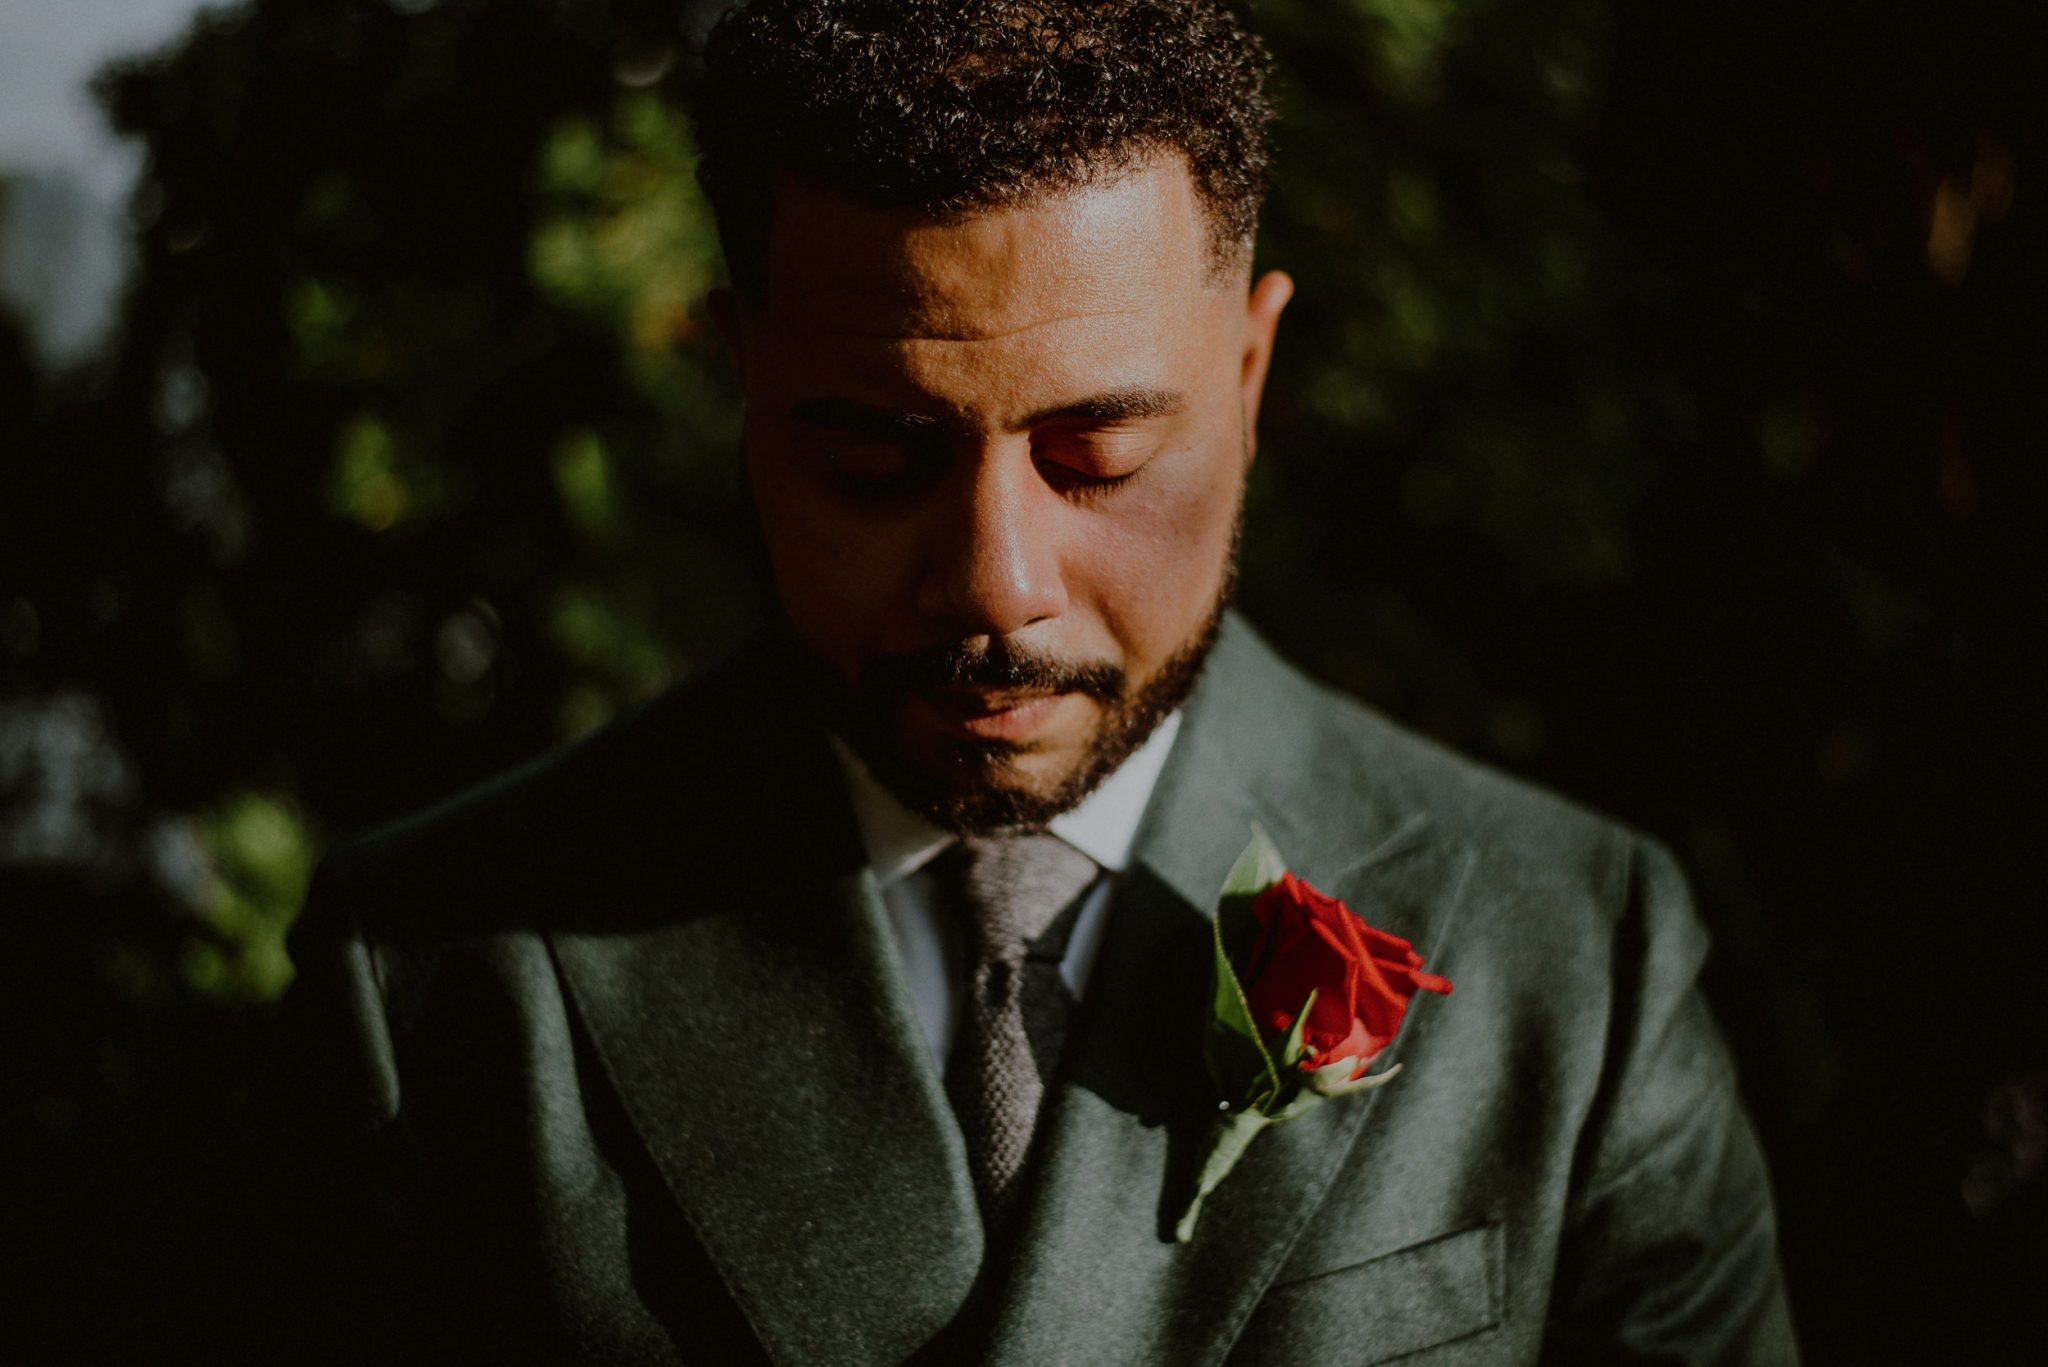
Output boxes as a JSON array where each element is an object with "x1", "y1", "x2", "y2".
[{"x1": 267, "y1": 616, "x2": 1798, "y2": 1365}]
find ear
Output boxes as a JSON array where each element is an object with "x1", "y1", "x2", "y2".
[
  {"x1": 1238, "y1": 269, "x2": 1294, "y2": 459},
  {"x1": 707, "y1": 285, "x2": 748, "y2": 386}
]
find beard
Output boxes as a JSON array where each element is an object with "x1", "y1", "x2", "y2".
[{"x1": 779, "y1": 523, "x2": 1240, "y2": 837}]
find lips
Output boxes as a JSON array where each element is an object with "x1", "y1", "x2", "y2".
[{"x1": 913, "y1": 687, "x2": 1072, "y2": 742}]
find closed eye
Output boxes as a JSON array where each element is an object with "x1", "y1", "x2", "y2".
[
  {"x1": 786, "y1": 399, "x2": 952, "y2": 500},
  {"x1": 815, "y1": 443, "x2": 949, "y2": 502},
  {"x1": 1036, "y1": 459, "x2": 1141, "y2": 498},
  {"x1": 1032, "y1": 422, "x2": 1159, "y2": 498}
]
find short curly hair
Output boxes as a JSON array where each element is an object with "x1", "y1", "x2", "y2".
[{"x1": 693, "y1": 0, "x2": 1275, "y2": 301}]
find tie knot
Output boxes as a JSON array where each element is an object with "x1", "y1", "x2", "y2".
[{"x1": 942, "y1": 832, "x2": 1100, "y2": 956}]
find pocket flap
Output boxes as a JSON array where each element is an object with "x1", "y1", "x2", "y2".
[{"x1": 1235, "y1": 1222, "x2": 1504, "y2": 1365}]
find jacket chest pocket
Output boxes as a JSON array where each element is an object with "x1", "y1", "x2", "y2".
[{"x1": 1230, "y1": 1223, "x2": 1505, "y2": 1366}]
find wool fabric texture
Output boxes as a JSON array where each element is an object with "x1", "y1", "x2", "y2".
[{"x1": 936, "y1": 832, "x2": 1101, "y2": 1221}]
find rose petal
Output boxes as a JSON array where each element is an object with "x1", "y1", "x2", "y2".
[{"x1": 1242, "y1": 868, "x2": 1454, "y2": 1068}]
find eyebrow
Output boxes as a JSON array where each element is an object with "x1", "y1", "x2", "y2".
[
  {"x1": 1020, "y1": 386, "x2": 1187, "y2": 428},
  {"x1": 789, "y1": 385, "x2": 1186, "y2": 438}
]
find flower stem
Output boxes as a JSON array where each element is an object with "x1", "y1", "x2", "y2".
[{"x1": 1174, "y1": 1109, "x2": 1272, "y2": 1243}]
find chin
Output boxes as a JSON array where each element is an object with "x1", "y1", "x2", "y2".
[
  {"x1": 790, "y1": 561, "x2": 1234, "y2": 836},
  {"x1": 890, "y1": 728, "x2": 1094, "y2": 835}
]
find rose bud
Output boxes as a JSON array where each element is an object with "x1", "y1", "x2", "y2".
[{"x1": 1242, "y1": 871, "x2": 1452, "y2": 1082}]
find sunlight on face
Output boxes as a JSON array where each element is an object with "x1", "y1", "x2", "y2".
[{"x1": 720, "y1": 157, "x2": 1291, "y2": 829}]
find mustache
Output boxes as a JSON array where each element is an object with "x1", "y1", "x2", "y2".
[{"x1": 859, "y1": 637, "x2": 1126, "y2": 704}]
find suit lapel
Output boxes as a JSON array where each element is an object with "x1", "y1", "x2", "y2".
[
  {"x1": 544, "y1": 654, "x2": 981, "y2": 1367},
  {"x1": 988, "y1": 619, "x2": 1476, "y2": 1365}
]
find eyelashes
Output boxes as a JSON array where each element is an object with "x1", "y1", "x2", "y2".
[{"x1": 1035, "y1": 461, "x2": 1141, "y2": 500}]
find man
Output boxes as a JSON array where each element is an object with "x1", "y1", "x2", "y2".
[{"x1": 269, "y1": 2, "x2": 1798, "y2": 1363}]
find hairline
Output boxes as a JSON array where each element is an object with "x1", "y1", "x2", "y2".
[{"x1": 721, "y1": 148, "x2": 1257, "y2": 309}]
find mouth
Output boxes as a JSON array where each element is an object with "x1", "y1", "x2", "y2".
[{"x1": 910, "y1": 687, "x2": 1075, "y2": 743}]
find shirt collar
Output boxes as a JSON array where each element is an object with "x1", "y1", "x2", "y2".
[{"x1": 833, "y1": 710, "x2": 1184, "y2": 885}]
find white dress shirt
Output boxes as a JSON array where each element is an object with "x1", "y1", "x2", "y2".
[{"x1": 833, "y1": 711, "x2": 1183, "y2": 1071}]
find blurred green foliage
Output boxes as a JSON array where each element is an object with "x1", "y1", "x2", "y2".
[
  {"x1": 2, "y1": 0, "x2": 2043, "y2": 1360},
  {"x1": 184, "y1": 792, "x2": 313, "y2": 1001}
]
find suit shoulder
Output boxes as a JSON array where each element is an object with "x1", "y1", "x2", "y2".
[
  {"x1": 1324, "y1": 684, "x2": 1630, "y2": 869},
  {"x1": 309, "y1": 645, "x2": 773, "y2": 939},
  {"x1": 1219, "y1": 620, "x2": 1641, "y2": 914}
]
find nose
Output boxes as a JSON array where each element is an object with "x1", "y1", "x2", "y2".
[{"x1": 916, "y1": 443, "x2": 1068, "y2": 637}]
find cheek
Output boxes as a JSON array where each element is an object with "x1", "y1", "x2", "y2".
[
  {"x1": 1079, "y1": 446, "x2": 1241, "y2": 656},
  {"x1": 749, "y1": 452, "x2": 918, "y2": 670}
]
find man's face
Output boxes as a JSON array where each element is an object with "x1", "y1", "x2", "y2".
[{"x1": 715, "y1": 156, "x2": 1292, "y2": 830}]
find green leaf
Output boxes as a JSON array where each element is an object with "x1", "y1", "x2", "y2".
[
  {"x1": 1277, "y1": 987, "x2": 1317, "y2": 1072},
  {"x1": 1307, "y1": 1058, "x2": 1405, "y2": 1099},
  {"x1": 1208, "y1": 824, "x2": 1294, "y2": 1109},
  {"x1": 1220, "y1": 821, "x2": 1290, "y2": 900},
  {"x1": 1202, "y1": 826, "x2": 1295, "y2": 1109},
  {"x1": 1215, "y1": 822, "x2": 1289, "y2": 965},
  {"x1": 1206, "y1": 910, "x2": 1282, "y2": 1111}
]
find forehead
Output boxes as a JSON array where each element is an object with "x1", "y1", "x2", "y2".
[{"x1": 758, "y1": 158, "x2": 1218, "y2": 346}]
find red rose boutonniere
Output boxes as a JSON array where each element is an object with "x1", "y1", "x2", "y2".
[{"x1": 1176, "y1": 826, "x2": 1453, "y2": 1241}]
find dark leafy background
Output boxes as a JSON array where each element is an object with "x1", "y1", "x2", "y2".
[{"x1": 2, "y1": 0, "x2": 2042, "y2": 1360}]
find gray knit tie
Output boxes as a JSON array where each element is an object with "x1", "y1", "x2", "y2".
[{"x1": 939, "y1": 832, "x2": 1101, "y2": 1223}]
